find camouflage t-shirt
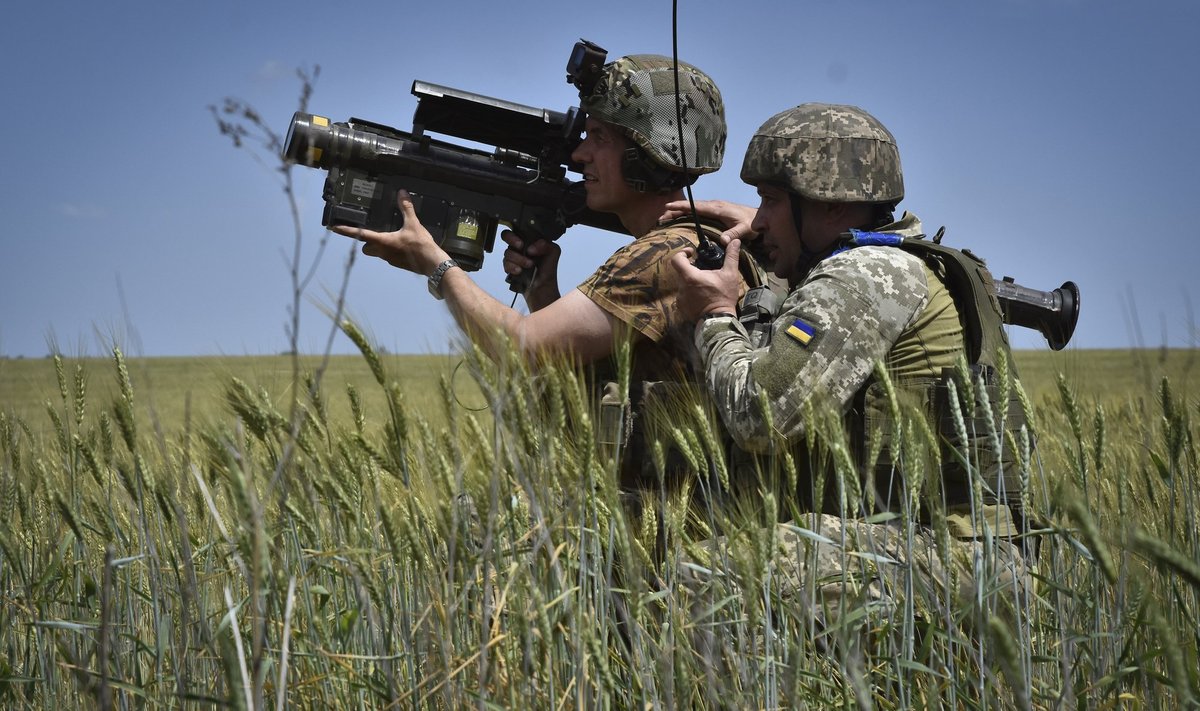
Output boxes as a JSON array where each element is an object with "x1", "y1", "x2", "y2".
[
  {"x1": 578, "y1": 222, "x2": 713, "y2": 382},
  {"x1": 694, "y1": 228, "x2": 935, "y2": 452}
]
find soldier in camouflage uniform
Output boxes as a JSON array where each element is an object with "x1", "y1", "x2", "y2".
[
  {"x1": 670, "y1": 103, "x2": 1031, "y2": 639},
  {"x1": 333, "y1": 53, "x2": 754, "y2": 489}
]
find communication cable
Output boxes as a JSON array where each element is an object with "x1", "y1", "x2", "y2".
[{"x1": 672, "y1": 0, "x2": 724, "y2": 269}]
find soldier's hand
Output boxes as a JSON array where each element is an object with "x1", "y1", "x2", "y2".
[
  {"x1": 502, "y1": 229, "x2": 562, "y2": 309},
  {"x1": 330, "y1": 190, "x2": 450, "y2": 276},
  {"x1": 670, "y1": 238, "x2": 742, "y2": 322},
  {"x1": 660, "y1": 199, "x2": 758, "y2": 244}
]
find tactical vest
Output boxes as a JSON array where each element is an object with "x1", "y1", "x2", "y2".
[
  {"x1": 598, "y1": 219, "x2": 773, "y2": 490},
  {"x1": 844, "y1": 230, "x2": 1030, "y2": 538}
]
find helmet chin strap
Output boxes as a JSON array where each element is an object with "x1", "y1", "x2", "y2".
[
  {"x1": 787, "y1": 195, "x2": 899, "y2": 281},
  {"x1": 789, "y1": 194, "x2": 835, "y2": 280}
]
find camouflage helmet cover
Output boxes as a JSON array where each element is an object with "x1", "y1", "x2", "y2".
[
  {"x1": 740, "y1": 103, "x2": 904, "y2": 203},
  {"x1": 580, "y1": 54, "x2": 726, "y2": 175}
]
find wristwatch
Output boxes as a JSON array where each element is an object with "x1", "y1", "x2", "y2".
[{"x1": 427, "y1": 258, "x2": 459, "y2": 300}]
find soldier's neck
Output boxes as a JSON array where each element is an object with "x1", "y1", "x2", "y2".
[{"x1": 618, "y1": 190, "x2": 685, "y2": 238}]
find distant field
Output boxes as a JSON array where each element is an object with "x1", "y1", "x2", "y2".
[
  {"x1": 2, "y1": 348, "x2": 1195, "y2": 438},
  {"x1": 0, "y1": 352, "x2": 486, "y2": 438},
  {"x1": 1013, "y1": 347, "x2": 1197, "y2": 406}
]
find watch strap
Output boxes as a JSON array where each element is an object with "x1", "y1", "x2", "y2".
[{"x1": 427, "y1": 258, "x2": 459, "y2": 300}]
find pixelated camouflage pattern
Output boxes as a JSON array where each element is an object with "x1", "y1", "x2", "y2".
[
  {"x1": 581, "y1": 54, "x2": 726, "y2": 174},
  {"x1": 680, "y1": 514, "x2": 1031, "y2": 639},
  {"x1": 695, "y1": 214, "x2": 1029, "y2": 535},
  {"x1": 740, "y1": 103, "x2": 903, "y2": 203},
  {"x1": 695, "y1": 242, "x2": 933, "y2": 452}
]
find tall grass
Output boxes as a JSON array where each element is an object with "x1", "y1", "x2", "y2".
[{"x1": 0, "y1": 336, "x2": 1197, "y2": 708}]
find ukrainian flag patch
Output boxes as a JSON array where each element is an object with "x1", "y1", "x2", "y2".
[{"x1": 786, "y1": 318, "x2": 816, "y2": 346}]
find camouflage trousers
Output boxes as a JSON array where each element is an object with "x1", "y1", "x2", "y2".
[{"x1": 677, "y1": 513, "x2": 1032, "y2": 659}]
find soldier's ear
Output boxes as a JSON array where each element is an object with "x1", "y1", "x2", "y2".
[{"x1": 823, "y1": 201, "x2": 866, "y2": 228}]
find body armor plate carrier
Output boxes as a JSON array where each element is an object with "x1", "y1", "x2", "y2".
[{"x1": 846, "y1": 229, "x2": 1031, "y2": 538}]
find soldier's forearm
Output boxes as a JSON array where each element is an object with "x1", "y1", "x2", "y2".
[{"x1": 695, "y1": 317, "x2": 778, "y2": 452}]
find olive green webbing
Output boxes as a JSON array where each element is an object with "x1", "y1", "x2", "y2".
[
  {"x1": 899, "y1": 239, "x2": 1011, "y2": 370},
  {"x1": 852, "y1": 238, "x2": 1027, "y2": 537}
]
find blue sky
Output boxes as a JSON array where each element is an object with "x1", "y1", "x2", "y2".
[{"x1": 2, "y1": 0, "x2": 1197, "y2": 359}]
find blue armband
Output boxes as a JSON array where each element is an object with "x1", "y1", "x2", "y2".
[
  {"x1": 847, "y1": 229, "x2": 905, "y2": 247},
  {"x1": 829, "y1": 229, "x2": 906, "y2": 258}
]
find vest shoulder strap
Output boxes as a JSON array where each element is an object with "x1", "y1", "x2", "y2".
[{"x1": 895, "y1": 238, "x2": 1009, "y2": 368}]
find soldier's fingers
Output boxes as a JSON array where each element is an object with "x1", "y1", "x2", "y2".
[
  {"x1": 669, "y1": 251, "x2": 696, "y2": 277},
  {"x1": 659, "y1": 200, "x2": 688, "y2": 219},
  {"x1": 500, "y1": 229, "x2": 522, "y2": 250},
  {"x1": 503, "y1": 250, "x2": 534, "y2": 270},
  {"x1": 329, "y1": 224, "x2": 360, "y2": 239},
  {"x1": 722, "y1": 239, "x2": 742, "y2": 272},
  {"x1": 396, "y1": 189, "x2": 417, "y2": 219},
  {"x1": 526, "y1": 239, "x2": 561, "y2": 263},
  {"x1": 722, "y1": 224, "x2": 756, "y2": 243},
  {"x1": 335, "y1": 224, "x2": 391, "y2": 243}
]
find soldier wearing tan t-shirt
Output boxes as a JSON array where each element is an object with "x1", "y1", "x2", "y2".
[{"x1": 332, "y1": 54, "x2": 758, "y2": 490}]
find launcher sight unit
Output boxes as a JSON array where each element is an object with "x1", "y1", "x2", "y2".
[{"x1": 283, "y1": 39, "x2": 621, "y2": 292}]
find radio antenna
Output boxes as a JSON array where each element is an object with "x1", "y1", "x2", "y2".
[{"x1": 672, "y1": 0, "x2": 724, "y2": 269}]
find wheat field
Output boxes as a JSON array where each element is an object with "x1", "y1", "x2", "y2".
[{"x1": 0, "y1": 336, "x2": 1197, "y2": 709}]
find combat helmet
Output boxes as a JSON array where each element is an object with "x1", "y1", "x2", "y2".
[
  {"x1": 581, "y1": 54, "x2": 726, "y2": 191},
  {"x1": 740, "y1": 103, "x2": 903, "y2": 204}
]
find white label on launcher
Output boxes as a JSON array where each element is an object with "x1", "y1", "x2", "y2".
[{"x1": 350, "y1": 179, "x2": 377, "y2": 199}]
